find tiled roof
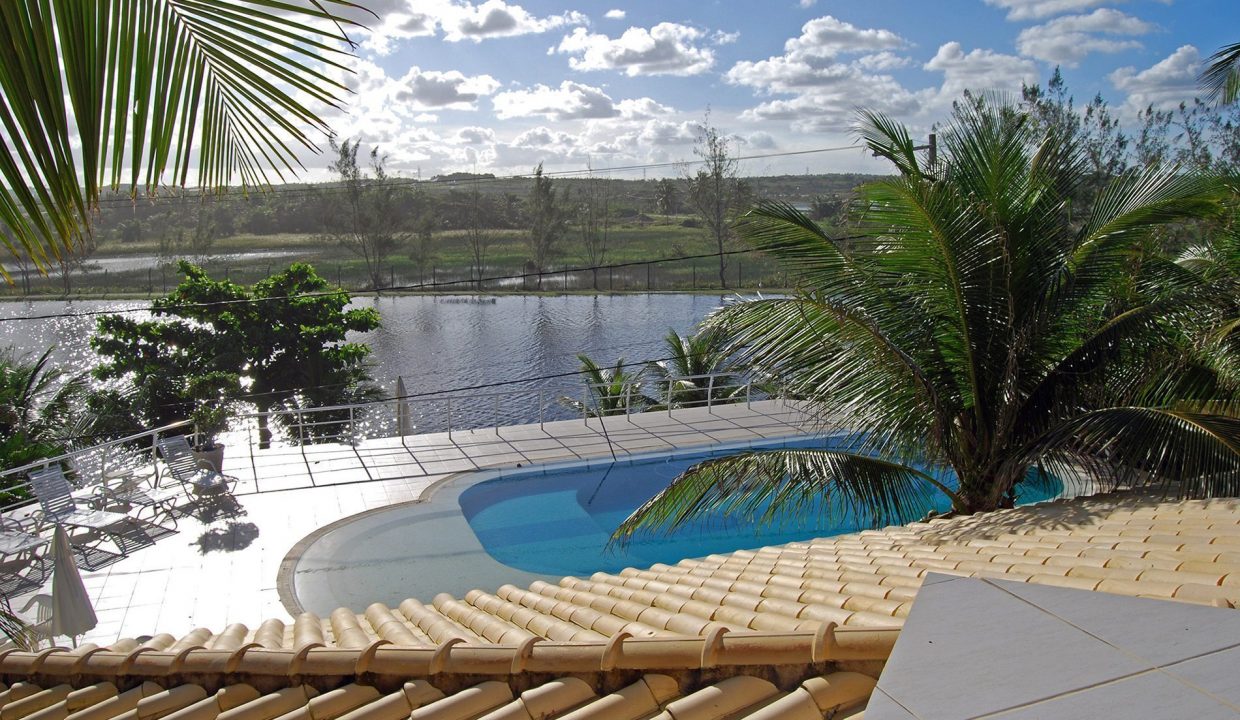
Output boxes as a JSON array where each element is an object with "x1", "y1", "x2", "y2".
[{"x1": 1, "y1": 487, "x2": 1238, "y2": 718}]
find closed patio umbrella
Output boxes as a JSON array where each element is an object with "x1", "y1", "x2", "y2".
[
  {"x1": 396, "y1": 376, "x2": 412, "y2": 436},
  {"x1": 51, "y1": 525, "x2": 96, "y2": 644}
]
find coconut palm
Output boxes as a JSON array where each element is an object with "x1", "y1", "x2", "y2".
[
  {"x1": 0, "y1": 0, "x2": 361, "y2": 280},
  {"x1": 562, "y1": 355, "x2": 656, "y2": 418},
  {"x1": 0, "y1": 347, "x2": 89, "y2": 473},
  {"x1": 615, "y1": 98, "x2": 1238, "y2": 542},
  {"x1": 647, "y1": 326, "x2": 748, "y2": 408},
  {"x1": 1200, "y1": 41, "x2": 1240, "y2": 105}
]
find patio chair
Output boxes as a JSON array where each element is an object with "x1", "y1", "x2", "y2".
[
  {"x1": 17, "y1": 593, "x2": 53, "y2": 649},
  {"x1": 156, "y1": 435, "x2": 238, "y2": 496},
  {"x1": 26, "y1": 465, "x2": 154, "y2": 569},
  {"x1": 69, "y1": 451, "x2": 185, "y2": 531},
  {"x1": 0, "y1": 515, "x2": 50, "y2": 596}
]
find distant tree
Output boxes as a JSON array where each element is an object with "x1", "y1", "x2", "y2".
[
  {"x1": 407, "y1": 186, "x2": 438, "y2": 285},
  {"x1": 654, "y1": 178, "x2": 680, "y2": 215},
  {"x1": 577, "y1": 174, "x2": 612, "y2": 290},
  {"x1": 92, "y1": 262, "x2": 380, "y2": 448},
  {"x1": 526, "y1": 163, "x2": 567, "y2": 290},
  {"x1": 465, "y1": 184, "x2": 493, "y2": 290},
  {"x1": 321, "y1": 139, "x2": 411, "y2": 290},
  {"x1": 809, "y1": 194, "x2": 845, "y2": 223},
  {"x1": 686, "y1": 118, "x2": 747, "y2": 289}
]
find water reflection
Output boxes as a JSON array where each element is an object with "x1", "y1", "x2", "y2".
[{"x1": 0, "y1": 294, "x2": 730, "y2": 404}]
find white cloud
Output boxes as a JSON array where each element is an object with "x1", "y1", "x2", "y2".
[
  {"x1": 604, "y1": 9, "x2": 625, "y2": 19},
  {"x1": 924, "y1": 41, "x2": 1039, "y2": 98},
  {"x1": 616, "y1": 97, "x2": 676, "y2": 119},
  {"x1": 799, "y1": 0, "x2": 817, "y2": 7},
  {"x1": 984, "y1": 0, "x2": 1121, "y2": 21},
  {"x1": 1016, "y1": 9, "x2": 1153, "y2": 66},
  {"x1": 555, "y1": 23, "x2": 717, "y2": 76},
  {"x1": 395, "y1": 66, "x2": 501, "y2": 109},
  {"x1": 1110, "y1": 44, "x2": 1202, "y2": 112},
  {"x1": 456, "y1": 126, "x2": 496, "y2": 144},
  {"x1": 493, "y1": 81, "x2": 618, "y2": 120},
  {"x1": 855, "y1": 51, "x2": 911, "y2": 71},
  {"x1": 354, "y1": 0, "x2": 586, "y2": 51},
  {"x1": 713, "y1": 30, "x2": 741, "y2": 45},
  {"x1": 743, "y1": 131, "x2": 778, "y2": 149},
  {"x1": 724, "y1": 16, "x2": 917, "y2": 132},
  {"x1": 785, "y1": 16, "x2": 906, "y2": 59},
  {"x1": 446, "y1": 0, "x2": 585, "y2": 42}
]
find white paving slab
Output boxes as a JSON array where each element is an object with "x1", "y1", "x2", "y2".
[{"x1": 867, "y1": 573, "x2": 1240, "y2": 719}]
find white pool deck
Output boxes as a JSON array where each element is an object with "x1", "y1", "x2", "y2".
[{"x1": 31, "y1": 400, "x2": 814, "y2": 647}]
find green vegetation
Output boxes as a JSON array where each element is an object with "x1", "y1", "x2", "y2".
[
  {"x1": 91, "y1": 262, "x2": 380, "y2": 448},
  {"x1": 615, "y1": 97, "x2": 1240, "y2": 543},
  {"x1": 0, "y1": 0, "x2": 358, "y2": 282},
  {"x1": 0, "y1": 348, "x2": 88, "y2": 476}
]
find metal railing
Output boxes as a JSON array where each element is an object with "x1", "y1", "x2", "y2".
[
  {"x1": 0, "y1": 372, "x2": 772, "y2": 511},
  {"x1": 0, "y1": 420, "x2": 192, "y2": 516},
  {"x1": 230, "y1": 371, "x2": 765, "y2": 447}
]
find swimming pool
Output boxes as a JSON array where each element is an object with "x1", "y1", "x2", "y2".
[
  {"x1": 459, "y1": 436, "x2": 1062, "y2": 576},
  {"x1": 285, "y1": 435, "x2": 1061, "y2": 612}
]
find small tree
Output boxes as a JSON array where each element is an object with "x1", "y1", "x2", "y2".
[
  {"x1": 321, "y1": 138, "x2": 410, "y2": 289},
  {"x1": 577, "y1": 174, "x2": 612, "y2": 291},
  {"x1": 686, "y1": 118, "x2": 746, "y2": 289},
  {"x1": 465, "y1": 183, "x2": 493, "y2": 290},
  {"x1": 654, "y1": 178, "x2": 679, "y2": 215},
  {"x1": 526, "y1": 163, "x2": 567, "y2": 290},
  {"x1": 93, "y1": 262, "x2": 380, "y2": 447}
]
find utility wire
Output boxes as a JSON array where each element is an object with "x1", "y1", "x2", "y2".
[
  {"x1": 88, "y1": 143, "x2": 865, "y2": 207},
  {"x1": 0, "y1": 236, "x2": 864, "y2": 324}
]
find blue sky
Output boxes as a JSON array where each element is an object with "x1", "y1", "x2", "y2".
[{"x1": 319, "y1": 0, "x2": 1239, "y2": 178}]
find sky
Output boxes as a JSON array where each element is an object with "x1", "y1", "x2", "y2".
[{"x1": 312, "y1": 0, "x2": 1240, "y2": 179}]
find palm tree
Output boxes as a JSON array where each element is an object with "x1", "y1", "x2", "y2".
[
  {"x1": 0, "y1": 1, "x2": 361, "y2": 280},
  {"x1": 562, "y1": 355, "x2": 656, "y2": 418},
  {"x1": 647, "y1": 326, "x2": 748, "y2": 409},
  {"x1": 0, "y1": 347, "x2": 87, "y2": 474},
  {"x1": 1200, "y1": 42, "x2": 1240, "y2": 105},
  {"x1": 615, "y1": 98, "x2": 1238, "y2": 542}
]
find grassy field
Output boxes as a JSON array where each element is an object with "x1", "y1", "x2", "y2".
[{"x1": 2, "y1": 214, "x2": 822, "y2": 297}]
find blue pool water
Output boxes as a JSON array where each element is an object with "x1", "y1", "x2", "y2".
[{"x1": 459, "y1": 437, "x2": 1062, "y2": 576}]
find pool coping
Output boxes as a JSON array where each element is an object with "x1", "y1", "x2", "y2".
[{"x1": 276, "y1": 432, "x2": 816, "y2": 616}]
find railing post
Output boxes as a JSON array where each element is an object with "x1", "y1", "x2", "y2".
[
  {"x1": 248, "y1": 420, "x2": 259, "y2": 493},
  {"x1": 707, "y1": 374, "x2": 716, "y2": 413},
  {"x1": 349, "y1": 405, "x2": 356, "y2": 446},
  {"x1": 582, "y1": 387, "x2": 589, "y2": 425},
  {"x1": 446, "y1": 397, "x2": 453, "y2": 439},
  {"x1": 494, "y1": 394, "x2": 500, "y2": 432},
  {"x1": 747, "y1": 380, "x2": 752, "y2": 409},
  {"x1": 625, "y1": 383, "x2": 633, "y2": 424},
  {"x1": 539, "y1": 390, "x2": 545, "y2": 430}
]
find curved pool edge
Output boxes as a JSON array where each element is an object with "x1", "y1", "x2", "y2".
[{"x1": 277, "y1": 432, "x2": 816, "y2": 616}]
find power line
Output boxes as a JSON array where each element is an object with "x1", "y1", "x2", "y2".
[
  {"x1": 87, "y1": 143, "x2": 865, "y2": 207},
  {"x1": 0, "y1": 236, "x2": 863, "y2": 324}
]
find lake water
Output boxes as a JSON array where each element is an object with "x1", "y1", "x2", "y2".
[{"x1": 0, "y1": 294, "x2": 733, "y2": 429}]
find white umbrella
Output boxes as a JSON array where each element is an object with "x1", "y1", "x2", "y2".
[
  {"x1": 396, "y1": 376, "x2": 412, "y2": 437},
  {"x1": 50, "y1": 525, "x2": 97, "y2": 644}
]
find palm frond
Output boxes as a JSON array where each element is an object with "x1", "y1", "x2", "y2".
[
  {"x1": 1200, "y1": 41, "x2": 1240, "y2": 105},
  {"x1": 1028, "y1": 407, "x2": 1240, "y2": 499},
  {"x1": 611, "y1": 448, "x2": 953, "y2": 545},
  {"x1": 0, "y1": 0, "x2": 362, "y2": 277}
]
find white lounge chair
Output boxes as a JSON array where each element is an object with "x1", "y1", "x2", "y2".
[
  {"x1": 70, "y1": 451, "x2": 184, "y2": 530},
  {"x1": 156, "y1": 435, "x2": 237, "y2": 495},
  {"x1": 26, "y1": 465, "x2": 154, "y2": 568}
]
